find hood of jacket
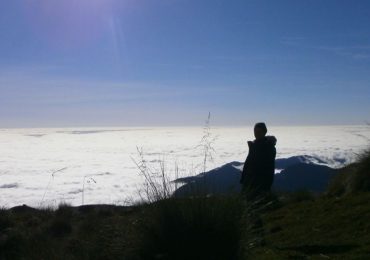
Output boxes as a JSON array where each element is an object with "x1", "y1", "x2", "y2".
[
  {"x1": 248, "y1": 135, "x2": 277, "y2": 147},
  {"x1": 265, "y1": 135, "x2": 277, "y2": 146}
]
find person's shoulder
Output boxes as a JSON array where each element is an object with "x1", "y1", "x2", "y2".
[{"x1": 265, "y1": 136, "x2": 277, "y2": 146}]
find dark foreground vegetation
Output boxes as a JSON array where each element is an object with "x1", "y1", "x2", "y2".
[{"x1": 1, "y1": 149, "x2": 370, "y2": 259}]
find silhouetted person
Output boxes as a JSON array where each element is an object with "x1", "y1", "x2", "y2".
[{"x1": 240, "y1": 122, "x2": 277, "y2": 198}]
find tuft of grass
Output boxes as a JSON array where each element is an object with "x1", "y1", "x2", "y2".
[
  {"x1": 131, "y1": 146, "x2": 177, "y2": 203},
  {"x1": 327, "y1": 147, "x2": 370, "y2": 196},
  {"x1": 131, "y1": 112, "x2": 218, "y2": 204},
  {"x1": 195, "y1": 112, "x2": 218, "y2": 175},
  {"x1": 137, "y1": 195, "x2": 244, "y2": 260},
  {"x1": 56, "y1": 202, "x2": 74, "y2": 218},
  {"x1": 129, "y1": 113, "x2": 249, "y2": 259},
  {"x1": 351, "y1": 148, "x2": 370, "y2": 192}
]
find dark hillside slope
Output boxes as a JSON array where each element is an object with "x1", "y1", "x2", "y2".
[{"x1": 249, "y1": 192, "x2": 370, "y2": 259}]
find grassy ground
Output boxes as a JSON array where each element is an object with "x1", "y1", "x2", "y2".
[
  {"x1": 249, "y1": 192, "x2": 370, "y2": 259},
  {"x1": 1, "y1": 192, "x2": 370, "y2": 259},
  {"x1": 0, "y1": 196, "x2": 244, "y2": 260},
  {"x1": 0, "y1": 204, "x2": 142, "y2": 260}
]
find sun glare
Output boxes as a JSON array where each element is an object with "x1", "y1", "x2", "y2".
[{"x1": 23, "y1": 1, "x2": 118, "y2": 48}]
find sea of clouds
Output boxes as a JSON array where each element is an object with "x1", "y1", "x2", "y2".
[{"x1": 0, "y1": 125, "x2": 369, "y2": 208}]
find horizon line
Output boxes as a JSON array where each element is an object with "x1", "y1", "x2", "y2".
[{"x1": 0, "y1": 123, "x2": 368, "y2": 130}]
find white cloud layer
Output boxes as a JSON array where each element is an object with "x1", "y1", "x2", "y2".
[{"x1": 0, "y1": 125, "x2": 369, "y2": 208}]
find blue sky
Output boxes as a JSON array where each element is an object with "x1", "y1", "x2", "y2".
[{"x1": 0, "y1": 0, "x2": 370, "y2": 127}]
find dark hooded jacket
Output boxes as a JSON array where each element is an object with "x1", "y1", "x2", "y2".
[{"x1": 240, "y1": 135, "x2": 277, "y2": 193}]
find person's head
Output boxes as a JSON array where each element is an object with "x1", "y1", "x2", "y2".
[{"x1": 254, "y1": 122, "x2": 267, "y2": 140}]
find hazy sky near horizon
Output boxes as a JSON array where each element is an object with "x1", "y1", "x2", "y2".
[{"x1": 1, "y1": 0, "x2": 370, "y2": 127}]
